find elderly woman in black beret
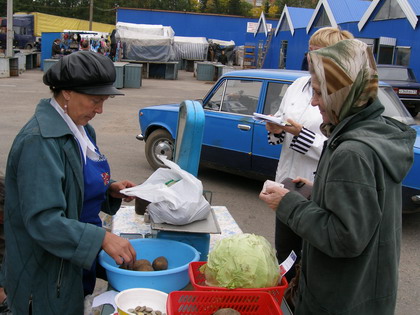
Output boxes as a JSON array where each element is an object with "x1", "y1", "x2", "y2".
[{"x1": 3, "y1": 51, "x2": 137, "y2": 314}]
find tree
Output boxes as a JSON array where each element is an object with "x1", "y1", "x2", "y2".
[
  {"x1": 268, "y1": 4, "x2": 280, "y2": 18},
  {"x1": 205, "y1": 0, "x2": 223, "y2": 14},
  {"x1": 227, "y1": 0, "x2": 241, "y2": 16},
  {"x1": 2, "y1": 0, "x2": 311, "y2": 24},
  {"x1": 199, "y1": 0, "x2": 208, "y2": 12},
  {"x1": 263, "y1": 0, "x2": 270, "y2": 14}
]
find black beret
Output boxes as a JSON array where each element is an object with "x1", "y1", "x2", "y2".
[{"x1": 43, "y1": 51, "x2": 124, "y2": 95}]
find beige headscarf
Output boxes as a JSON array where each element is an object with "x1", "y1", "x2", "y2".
[{"x1": 309, "y1": 39, "x2": 378, "y2": 136}]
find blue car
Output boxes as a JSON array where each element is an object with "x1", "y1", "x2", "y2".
[
  {"x1": 137, "y1": 69, "x2": 420, "y2": 213},
  {"x1": 377, "y1": 64, "x2": 420, "y2": 117}
]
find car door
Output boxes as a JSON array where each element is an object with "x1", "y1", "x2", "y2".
[
  {"x1": 202, "y1": 78, "x2": 263, "y2": 172},
  {"x1": 251, "y1": 81, "x2": 292, "y2": 177}
]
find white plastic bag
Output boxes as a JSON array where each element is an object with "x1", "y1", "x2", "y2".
[{"x1": 120, "y1": 157, "x2": 211, "y2": 225}]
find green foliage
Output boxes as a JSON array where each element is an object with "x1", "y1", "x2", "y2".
[
  {"x1": 1, "y1": 0, "x2": 316, "y2": 22},
  {"x1": 263, "y1": 0, "x2": 270, "y2": 14}
]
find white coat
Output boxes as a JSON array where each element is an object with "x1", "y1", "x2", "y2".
[{"x1": 268, "y1": 76, "x2": 327, "y2": 183}]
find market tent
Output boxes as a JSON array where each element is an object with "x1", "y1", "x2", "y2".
[
  {"x1": 115, "y1": 22, "x2": 175, "y2": 61},
  {"x1": 173, "y1": 36, "x2": 209, "y2": 61}
]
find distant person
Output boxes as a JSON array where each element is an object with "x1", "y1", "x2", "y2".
[
  {"x1": 218, "y1": 50, "x2": 228, "y2": 65},
  {"x1": 51, "y1": 38, "x2": 62, "y2": 58},
  {"x1": 34, "y1": 38, "x2": 41, "y2": 52},
  {"x1": 301, "y1": 52, "x2": 308, "y2": 70},
  {"x1": 62, "y1": 33, "x2": 71, "y2": 55},
  {"x1": 208, "y1": 44, "x2": 215, "y2": 61},
  {"x1": 109, "y1": 29, "x2": 117, "y2": 61},
  {"x1": 101, "y1": 39, "x2": 110, "y2": 56},
  {"x1": 69, "y1": 33, "x2": 80, "y2": 52},
  {"x1": 80, "y1": 40, "x2": 90, "y2": 51}
]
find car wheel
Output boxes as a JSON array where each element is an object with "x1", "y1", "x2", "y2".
[{"x1": 145, "y1": 129, "x2": 175, "y2": 169}]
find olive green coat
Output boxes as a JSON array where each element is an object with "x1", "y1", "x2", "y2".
[
  {"x1": 3, "y1": 99, "x2": 121, "y2": 314},
  {"x1": 277, "y1": 99, "x2": 415, "y2": 314}
]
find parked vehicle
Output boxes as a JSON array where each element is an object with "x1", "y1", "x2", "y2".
[
  {"x1": 137, "y1": 69, "x2": 420, "y2": 213},
  {"x1": 0, "y1": 12, "x2": 114, "y2": 51},
  {"x1": 377, "y1": 64, "x2": 420, "y2": 117},
  {"x1": 0, "y1": 14, "x2": 36, "y2": 49}
]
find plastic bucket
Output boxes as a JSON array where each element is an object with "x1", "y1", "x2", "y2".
[
  {"x1": 99, "y1": 238, "x2": 200, "y2": 293},
  {"x1": 115, "y1": 288, "x2": 167, "y2": 315}
]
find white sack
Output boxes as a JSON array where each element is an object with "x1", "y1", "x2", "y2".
[{"x1": 120, "y1": 157, "x2": 211, "y2": 225}]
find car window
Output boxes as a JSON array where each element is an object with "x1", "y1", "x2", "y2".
[
  {"x1": 377, "y1": 67, "x2": 416, "y2": 81},
  {"x1": 263, "y1": 82, "x2": 290, "y2": 115},
  {"x1": 378, "y1": 86, "x2": 416, "y2": 125},
  {"x1": 204, "y1": 80, "x2": 226, "y2": 111},
  {"x1": 208, "y1": 79, "x2": 262, "y2": 115}
]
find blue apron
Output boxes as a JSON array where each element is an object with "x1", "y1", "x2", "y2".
[{"x1": 79, "y1": 137, "x2": 111, "y2": 296}]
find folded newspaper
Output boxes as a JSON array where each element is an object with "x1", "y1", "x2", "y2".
[{"x1": 252, "y1": 112, "x2": 291, "y2": 126}]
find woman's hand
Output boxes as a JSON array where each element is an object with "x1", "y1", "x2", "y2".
[
  {"x1": 293, "y1": 176, "x2": 313, "y2": 187},
  {"x1": 102, "y1": 231, "x2": 136, "y2": 268},
  {"x1": 259, "y1": 186, "x2": 290, "y2": 211},
  {"x1": 266, "y1": 121, "x2": 284, "y2": 134},
  {"x1": 282, "y1": 119, "x2": 303, "y2": 136},
  {"x1": 266, "y1": 119, "x2": 303, "y2": 136},
  {"x1": 108, "y1": 180, "x2": 136, "y2": 202}
]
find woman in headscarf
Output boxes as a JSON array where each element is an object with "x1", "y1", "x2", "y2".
[{"x1": 260, "y1": 39, "x2": 416, "y2": 314}]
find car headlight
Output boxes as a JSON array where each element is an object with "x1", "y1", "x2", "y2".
[{"x1": 411, "y1": 195, "x2": 420, "y2": 204}]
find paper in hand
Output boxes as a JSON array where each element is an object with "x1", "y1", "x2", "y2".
[
  {"x1": 253, "y1": 112, "x2": 291, "y2": 126},
  {"x1": 261, "y1": 180, "x2": 284, "y2": 194}
]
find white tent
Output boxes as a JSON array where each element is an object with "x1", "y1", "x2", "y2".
[
  {"x1": 115, "y1": 22, "x2": 175, "y2": 61},
  {"x1": 173, "y1": 36, "x2": 209, "y2": 61}
]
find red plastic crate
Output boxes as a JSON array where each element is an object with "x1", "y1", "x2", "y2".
[
  {"x1": 167, "y1": 290, "x2": 282, "y2": 315},
  {"x1": 188, "y1": 261, "x2": 288, "y2": 308}
]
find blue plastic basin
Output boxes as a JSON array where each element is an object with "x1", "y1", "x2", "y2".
[{"x1": 98, "y1": 238, "x2": 200, "y2": 293}]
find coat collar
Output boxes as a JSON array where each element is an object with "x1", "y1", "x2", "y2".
[
  {"x1": 35, "y1": 98, "x2": 73, "y2": 138},
  {"x1": 326, "y1": 98, "x2": 384, "y2": 149}
]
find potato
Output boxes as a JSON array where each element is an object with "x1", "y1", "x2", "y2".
[
  {"x1": 212, "y1": 308, "x2": 241, "y2": 315},
  {"x1": 132, "y1": 259, "x2": 152, "y2": 271},
  {"x1": 152, "y1": 256, "x2": 168, "y2": 271},
  {"x1": 136, "y1": 264, "x2": 154, "y2": 271}
]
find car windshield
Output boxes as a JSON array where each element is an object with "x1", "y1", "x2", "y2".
[
  {"x1": 377, "y1": 67, "x2": 416, "y2": 81},
  {"x1": 378, "y1": 86, "x2": 416, "y2": 125}
]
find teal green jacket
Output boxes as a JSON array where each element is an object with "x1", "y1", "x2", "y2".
[
  {"x1": 277, "y1": 99, "x2": 415, "y2": 314},
  {"x1": 3, "y1": 99, "x2": 121, "y2": 314}
]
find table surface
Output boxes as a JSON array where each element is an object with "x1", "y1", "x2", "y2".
[
  {"x1": 98, "y1": 206, "x2": 292, "y2": 315},
  {"x1": 105, "y1": 205, "x2": 243, "y2": 250}
]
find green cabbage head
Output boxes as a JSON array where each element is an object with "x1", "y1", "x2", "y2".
[{"x1": 201, "y1": 233, "x2": 280, "y2": 289}]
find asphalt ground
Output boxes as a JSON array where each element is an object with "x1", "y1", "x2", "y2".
[{"x1": 0, "y1": 68, "x2": 419, "y2": 314}]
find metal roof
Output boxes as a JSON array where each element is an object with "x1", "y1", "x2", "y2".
[
  {"x1": 288, "y1": 7, "x2": 315, "y2": 29},
  {"x1": 407, "y1": 0, "x2": 420, "y2": 15},
  {"x1": 329, "y1": 0, "x2": 371, "y2": 24},
  {"x1": 307, "y1": 0, "x2": 371, "y2": 33},
  {"x1": 358, "y1": 0, "x2": 419, "y2": 31}
]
